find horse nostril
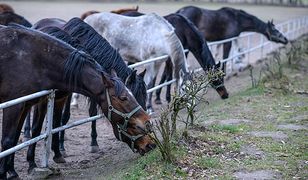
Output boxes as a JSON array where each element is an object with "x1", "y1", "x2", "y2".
[{"x1": 222, "y1": 93, "x2": 229, "y2": 99}]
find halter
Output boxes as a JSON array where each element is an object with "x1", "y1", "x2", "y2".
[
  {"x1": 105, "y1": 89, "x2": 144, "y2": 152},
  {"x1": 211, "y1": 83, "x2": 224, "y2": 90}
]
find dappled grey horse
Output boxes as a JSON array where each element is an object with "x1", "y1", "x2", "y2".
[{"x1": 84, "y1": 12, "x2": 190, "y2": 112}]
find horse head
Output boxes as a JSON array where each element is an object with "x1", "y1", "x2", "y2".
[
  {"x1": 265, "y1": 20, "x2": 288, "y2": 45},
  {"x1": 211, "y1": 62, "x2": 229, "y2": 99},
  {"x1": 125, "y1": 69, "x2": 147, "y2": 111},
  {"x1": 101, "y1": 69, "x2": 155, "y2": 155}
]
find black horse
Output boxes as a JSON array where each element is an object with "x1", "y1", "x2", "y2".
[
  {"x1": 0, "y1": 12, "x2": 32, "y2": 27},
  {"x1": 30, "y1": 17, "x2": 148, "y2": 156},
  {"x1": 115, "y1": 10, "x2": 228, "y2": 110},
  {"x1": 177, "y1": 6, "x2": 289, "y2": 72},
  {"x1": 0, "y1": 25, "x2": 154, "y2": 179}
]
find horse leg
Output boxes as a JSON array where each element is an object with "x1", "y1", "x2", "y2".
[
  {"x1": 51, "y1": 98, "x2": 67, "y2": 163},
  {"x1": 165, "y1": 66, "x2": 173, "y2": 103},
  {"x1": 146, "y1": 76, "x2": 157, "y2": 113},
  {"x1": 222, "y1": 42, "x2": 232, "y2": 76},
  {"x1": 89, "y1": 100, "x2": 99, "y2": 153},
  {"x1": 59, "y1": 94, "x2": 72, "y2": 157},
  {"x1": 154, "y1": 63, "x2": 167, "y2": 105},
  {"x1": 23, "y1": 110, "x2": 31, "y2": 141},
  {"x1": 27, "y1": 104, "x2": 46, "y2": 172},
  {"x1": 7, "y1": 105, "x2": 31, "y2": 179},
  {"x1": 0, "y1": 104, "x2": 28, "y2": 179}
]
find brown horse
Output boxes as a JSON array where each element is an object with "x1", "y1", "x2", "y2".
[
  {"x1": 0, "y1": 12, "x2": 32, "y2": 27},
  {"x1": 177, "y1": 6, "x2": 288, "y2": 71},
  {"x1": 0, "y1": 3, "x2": 14, "y2": 13},
  {"x1": 80, "y1": 6, "x2": 138, "y2": 20},
  {"x1": 0, "y1": 25, "x2": 154, "y2": 179}
]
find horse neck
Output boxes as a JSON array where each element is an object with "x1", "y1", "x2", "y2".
[
  {"x1": 44, "y1": 48, "x2": 105, "y2": 99},
  {"x1": 177, "y1": 16, "x2": 215, "y2": 70},
  {"x1": 238, "y1": 13, "x2": 267, "y2": 35}
]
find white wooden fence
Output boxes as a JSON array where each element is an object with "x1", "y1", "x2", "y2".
[{"x1": 0, "y1": 15, "x2": 307, "y2": 169}]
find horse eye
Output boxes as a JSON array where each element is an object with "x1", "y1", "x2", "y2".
[{"x1": 119, "y1": 96, "x2": 128, "y2": 101}]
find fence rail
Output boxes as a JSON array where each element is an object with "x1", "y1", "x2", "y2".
[{"x1": 0, "y1": 15, "x2": 307, "y2": 169}]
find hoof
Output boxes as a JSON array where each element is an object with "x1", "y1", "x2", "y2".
[
  {"x1": 29, "y1": 167, "x2": 57, "y2": 179},
  {"x1": 53, "y1": 156, "x2": 66, "y2": 164},
  {"x1": 154, "y1": 99, "x2": 162, "y2": 105},
  {"x1": 60, "y1": 150, "x2": 68, "y2": 158},
  {"x1": 90, "y1": 146, "x2": 99, "y2": 153}
]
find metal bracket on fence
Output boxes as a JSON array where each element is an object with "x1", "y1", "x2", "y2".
[{"x1": 41, "y1": 90, "x2": 55, "y2": 168}]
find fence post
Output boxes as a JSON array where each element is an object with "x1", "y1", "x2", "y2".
[
  {"x1": 247, "y1": 35, "x2": 251, "y2": 64},
  {"x1": 41, "y1": 90, "x2": 55, "y2": 168},
  {"x1": 260, "y1": 35, "x2": 264, "y2": 59}
]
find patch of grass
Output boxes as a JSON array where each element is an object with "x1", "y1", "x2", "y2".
[
  {"x1": 226, "y1": 141, "x2": 242, "y2": 152},
  {"x1": 210, "y1": 124, "x2": 242, "y2": 134},
  {"x1": 194, "y1": 156, "x2": 221, "y2": 169}
]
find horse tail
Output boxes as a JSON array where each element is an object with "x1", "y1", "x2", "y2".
[{"x1": 165, "y1": 30, "x2": 188, "y2": 90}]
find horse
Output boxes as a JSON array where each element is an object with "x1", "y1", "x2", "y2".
[
  {"x1": 30, "y1": 17, "x2": 148, "y2": 157},
  {"x1": 0, "y1": 3, "x2": 14, "y2": 13},
  {"x1": 0, "y1": 25, "x2": 155, "y2": 179},
  {"x1": 0, "y1": 12, "x2": 32, "y2": 27},
  {"x1": 115, "y1": 10, "x2": 229, "y2": 104},
  {"x1": 176, "y1": 6, "x2": 289, "y2": 72},
  {"x1": 80, "y1": 6, "x2": 138, "y2": 20},
  {"x1": 84, "y1": 12, "x2": 190, "y2": 112}
]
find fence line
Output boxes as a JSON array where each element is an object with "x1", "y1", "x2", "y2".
[
  {"x1": 131, "y1": 15, "x2": 308, "y2": 94},
  {"x1": 0, "y1": 15, "x2": 307, "y2": 169}
]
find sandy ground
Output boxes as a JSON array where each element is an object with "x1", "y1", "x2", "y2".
[{"x1": 0, "y1": 1, "x2": 307, "y2": 179}]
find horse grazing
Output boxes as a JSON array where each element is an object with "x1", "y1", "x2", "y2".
[
  {"x1": 117, "y1": 9, "x2": 229, "y2": 104},
  {"x1": 84, "y1": 12, "x2": 189, "y2": 112},
  {"x1": 177, "y1": 6, "x2": 288, "y2": 72},
  {"x1": 31, "y1": 17, "x2": 148, "y2": 156},
  {"x1": 0, "y1": 25, "x2": 154, "y2": 178},
  {"x1": 0, "y1": 12, "x2": 32, "y2": 27},
  {"x1": 0, "y1": 3, "x2": 14, "y2": 13}
]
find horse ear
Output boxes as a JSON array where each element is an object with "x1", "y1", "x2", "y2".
[
  {"x1": 101, "y1": 72, "x2": 114, "y2": 88},
  {"x1": 138, "y1": 69, "x2": 146, "y2": 78},
  {"x1": 125, "y1": 70, "x2": 137, "y2": 85},
  {"x1": 271, "y1": 19, "x2": 274, "y2": 24}
]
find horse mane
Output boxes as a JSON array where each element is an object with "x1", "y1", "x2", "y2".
[
  {"x1": 0, "y1": 3, "x2": 14, "y2": 13},
  {"x1": 65, "y1": 50, "x2": 124, "y2": 97},
  {"x1": 173, "y1": 13, "x2": 216, "y2": 69},
  {"x1": 63, "y1": 18, "x2": 132, "y2": 81},
  {"x1": 5, "y1": 24, "x2": 105, "y2": 90},
  {"x1": 110, "y1": 6, "x2": 139, "y2": 14},
  {"x1": 40, "y1": 26, "x2": 87, "y2": 52},
  {"x1": 80, "y1": 10, "x2": 100, "y2": 20}
]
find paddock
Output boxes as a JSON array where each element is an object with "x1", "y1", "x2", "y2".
[{"x1": 0, "y1": 1, "x2": 307, "y2": 179}]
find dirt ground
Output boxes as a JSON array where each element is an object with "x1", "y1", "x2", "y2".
[{"x1": 0, "y1": 1, "x2": 307, "y2": 179}]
